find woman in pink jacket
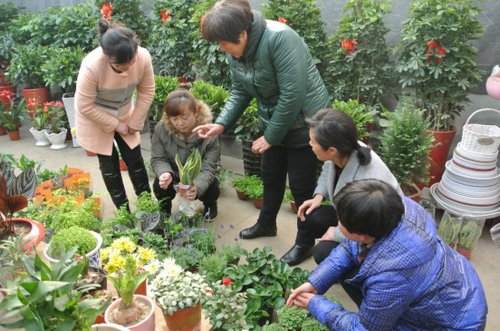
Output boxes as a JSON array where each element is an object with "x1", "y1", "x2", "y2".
[{"x1": 75, "y1": 19, "x2": 155, "y2": 210}]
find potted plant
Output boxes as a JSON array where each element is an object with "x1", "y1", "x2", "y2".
[
  {"x1": 232, "y1": 174, "x2": 262, "y2": 201},
  {"x1": 332, "y1": 99, "x2": 377, "y2": 142},
  {"x1": 168, "y1": 245, "x2": 205, "y2": 272},
  {"x1": 0, "y1": 99, "x2": 25, "y2": 141},
  {"x1": 148, "y1": 75, "x2": 178, "y2": 137},
  {"x1": 29, "y1": 104, "x2": 51, "y2": 146},
  {"x1": 204, "y1": 277, "x2": 249, "y2": 331},
  {"x1": 378, "y1": 98, "x2": 433, "y2": 200},
  {"x1": 102, "y1": 237, "x2": 158, "y2": 331},
  {"x1": 135, "y1": 191, "x2": 162, "y2": 232},
  {"x1": 44, "y1": 101, "x2": 68, "y2": 149},
  {"x1": 150, "y1": 258, "x2": 209, "y2": 331},
  {"x1": 246, "y1": 177, "x2": 264, "y2": 209},
  {"x1": 0, "y1": 251, "x2": 109, "y2": 330},
  {"x1": 175, "y1": 148, "x2": 202, "y2": 217},
  {"x1": 0, "y1": 236, "x2": 27, "y2": 287},
  {"x1": 6, "y1": 45, "x2": 51, "y2": 112},
  {"x1": 276, "y1": 305, "x2": 309, "y2": 330},
  {"x1": 190, "y1": 79, "x2": 229, "y2": 119},
  {"x1": 44, "y1": 225, "x2": 103, "y2": 268},
  {"x1": 456, "y1": 218, "x2": 484, "y2": 259},
  {"x1": 397, "y1": 0, "x2": 483, "y2": 184},
  {"x1": 0, "y1": 2, "x2": 19, "y2": 87}
]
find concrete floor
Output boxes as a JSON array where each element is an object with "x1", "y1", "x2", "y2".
[{"x1": 1, "y1": 125, "x2": 499, "y2": 329}]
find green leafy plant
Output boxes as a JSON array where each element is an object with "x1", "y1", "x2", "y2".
[
  {"x1": 168, "y1": 245, "x2": 204, "y2": 271},
  {"x1": 100, "y1": 238, "x2": 157, "y2": 308},
  {"x1": 8, "y1": 13, "x2": 34, "y2": 45},
  {"x1": 324, "y1": 0, "x2": 393, "y2": 110},
  {"x1": 332, "y1": 99, "x2": 377, "y2": 141},
  {"x1": 199, "y1": 253, "x2": 228, "y2": 283},
  {"x1": 204, "y1": 278, "x2": 249, "y2": 331},
  {"x1": 301, "y1": 318, "x2": 328, "y2": 331},
  {"x1": 397, "y1": 0, "x2": 483, "y2": 130},
  {"x1": 458, "y1": 219, "x2": 483, "y2": 250},
  {"x1": 0, "y1": 236, "x2": 27, "y2": 286},
  {"x1": 31, "y1": 106, "x2": 50, "y2": 131},
  {"x1": 277, "y1": 305, "x2": 309, "y2": 330},
  {"x1": 175, "y1": 149, "x2": 202, "y2": 185},
  {"x1": 142, "y1": 232, "x2": 168, "y2": 259},
  {"x1": 219, "y1": 244, "x2": 245, "y2": 265},
  {"x1": 0, "y1": 251, "x2": 109, "y2": 331},
  {"x1": 17, "y1": 155, "x2": 40, "y2": 173},
  {"x1": 234, "y1": 99, "x2": 263, "y2": 143},
  {"x1": 42, "y1": 47, "x2": 85, "y2": 93},
  {"x1": 186, "y1": 229, "x2": 216, "y2": 256},
  {"x1": 262, "y1": 324, "x2": 287, "y2": 331},
  {"x1": 149, "y1": 0, "x2": 196, "y2": 77},
  {"x1": 232, "y1": 175, "x2": 262, "y2": 195},
  {"x1": 0, "y1": 33, "x2": 15, "y2": 67},
  {"x1": 0, "y1": 100, "x2": 25, "y2": 131},
  {"x1": 0, "y1": 2, "x2": 21, "y2": 34},
  {"x1": 191, "y1": 79, "x2": 229, "y2": 118},
  {"x1": 136, "y1": 191, "x2": 160, "y2": 213},
  {"x1": 263, "y1": 0, "x2": 327, "y2": 73},
  {"x1": 150, "y1": 75, "x2": 179, "y2": 121},
  {"x1": 50, "y1": 204, "x2": 101, "y2": 232},
  {"x1": 438, "y1": 212, "x2": 462, "y2": 246},
  {"x1": 6, "y1": 45, "x2": 50, "y2": 88},
  {"x1": 48, "y1": 226, "x2": 97, "y2": 258},
  {"x1": 378, "y1": 98, "x2": 433, "y2": 191}
]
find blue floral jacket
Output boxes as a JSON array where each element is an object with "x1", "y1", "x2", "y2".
[{"x1": 308, "y1": 197, "x2": 487, "y2": 331}]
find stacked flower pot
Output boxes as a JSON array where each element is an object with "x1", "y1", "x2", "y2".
[{"x1": 431, "y1": 108, "x2": 500, "y2": 258}]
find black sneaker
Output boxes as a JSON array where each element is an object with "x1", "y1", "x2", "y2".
[{"x1": 204, "y1": 202, "x2": 218, "y2": 221}]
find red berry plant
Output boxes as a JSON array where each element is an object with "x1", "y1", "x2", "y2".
[{"x1": 397, "y1": 0, "x2": 483, "y2": 130}]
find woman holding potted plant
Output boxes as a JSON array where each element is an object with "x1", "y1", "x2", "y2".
[
  {"x1": 286, "y1": 108, "x2": 401, "y2": 266},
  {"x1": 75, "y1": 19, "x2": 154, "y2": 210},
  {"x1": 151, "y1": 89, "x2": 220, "y2": 219}
]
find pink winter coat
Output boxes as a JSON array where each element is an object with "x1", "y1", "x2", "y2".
[{"x1": 75, "y1": 46, "x2": 155, "y2": 155}]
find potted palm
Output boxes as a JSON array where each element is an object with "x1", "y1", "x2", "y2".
[
  {"x1": 378, "y1": 98, "x2": 433, "y2": 200},
  {"x1": 150, "y1": 258, "x2": 209, "y2": 331},
  {"x1": 397, "y1": 0, "x2": 483, "y2": 185},
  {"x1": 102, "y1": 238, "x2": 158, "y2": 331}
]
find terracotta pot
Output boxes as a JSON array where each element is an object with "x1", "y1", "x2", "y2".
[
  {"x1": 428, "y1": 129, "x2": 456, "y2": 186},
  {"x1": 86, "y1": 150, "x2": 97, "y2": 157},
  {"x1": 253, "y1": 197, "x2": 263, "y2": 209},
  {"x1": 164, "y1": 304, "x2": 202, "y2": 331},
  {"x1": 104, "y1": 295, "x2": 155, "y2": 331},
  {"x1": 486, "y1": 75, "x2": 500, "y2": 100},
  {"x1": 8, "y1": 129, "x2": 20, "y2": 141},
  {"x1": 119, "y1": 159, "x2": 128, "y2": 171},
  {"x1": 22, "y1": 87, "x2": 49, "y2": 112},
  {"x1": 135, "y1": 280, "x2": 147, "y2": 295},
  {"x1": 4, "y1": 218, "x2": 46, "y2": 252},
  {"x1": 235, "y1": 189, "x2": 249, "y2": 201},
  {"x1": 0, "y1": 126, "x2": 6, "y2": 135},
  {"x1": 456, "y1": 246, "x2": 471, "y2": 260}
]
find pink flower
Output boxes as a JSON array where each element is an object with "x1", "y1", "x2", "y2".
[{"x1": 277, "y1": 17, "x2": 288, "y2": 24}]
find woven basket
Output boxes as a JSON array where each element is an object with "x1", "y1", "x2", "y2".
[{"x1": 461, "y1": 108, "x2": 500, "y2": 154}]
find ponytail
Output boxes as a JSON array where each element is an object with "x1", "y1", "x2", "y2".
[
  {"x1": 356, "y1": 145, "x2": 372, "y2": 166},
  {"x1": 98, "y1": 18, "x2": 138, "y2": 64}
]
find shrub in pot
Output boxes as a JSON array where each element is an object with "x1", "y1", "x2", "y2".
[
  {"x1": 456, "y1": 218, "x2": 484, "y2": 259},
  {"x1": 44, "y1": 101, "x2": 69, "y2": 150},
  {"x1": 232, "y1": 174, "x2": 262, "y2": 201},
  {"x1": 101, "y1": 237, "x2": 158, "y2": 330},
  {"x1": 0, "y1": 98, "x2": 25, "y2": 141},
  {"x1": 332, "y1": 99, "x2": 376, "y2": 142},
  {"x1": 135, "y1": 191, "x2": 162, "y2": 232}
]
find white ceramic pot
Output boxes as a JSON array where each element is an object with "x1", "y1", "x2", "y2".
[
  {"x1": 44, "y1": 128, "x2": 67, "y2": 150},
  {"x1": 104, "y1": 295, "x2": 156, "y2": 331},
  {"x1": 91, "y1": 324, "x2": 130, "y2": 331},
  {"x1": 43, "y1": 230, "x2": 102, "y2": 268},
  {"x1": 29, "y1": 127, "x2": 50, "y2": 146}
]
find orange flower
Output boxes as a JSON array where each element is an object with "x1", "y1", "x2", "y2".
[
  {"x1": 160, "y1": 9, "x2": 171, "y2": 23},
  {"x1": 341, "y1": 39, "x2": 358, "y2": 54},
  {"x1": 222, "y1": 277, "x2": 233, "y2": 286},
  {"x1": 426, "y1": 39, "x2": 440, "y2": 49},
  {"x1": 101, "y1": 2, "x2": 113, "y2": 20},
  {"x1": 277, "y1": 17, "x2": 288, "y2": 24}
]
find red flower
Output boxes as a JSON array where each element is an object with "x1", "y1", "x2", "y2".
[
  {"x1": 222, "y1": 277, "x2": 233, "y2": 286},
  {"x1": 277, "y1": 17, "x2": 288, "y2": 24},
  {"x1": 341, "y1": 39, "x2": 358, "y2": 54},
  {"x1": 160, "y1": 9, "x2": 171, "y2": 23},
  {"x1": 27, "y1": 98, "x2": 37, "y2": 110},
  {"x1": 434, "y1": 57, "x2": 443, "y2": 64},
  {"x1": 436, "y1": 47, "x2": 447, "y2": 56},
  {"x1": 426, "y1": 39, "x2": 440, "y2": 49},
  {"x1": 101, "y1": 2, "x2": 113, "y2": 20}
]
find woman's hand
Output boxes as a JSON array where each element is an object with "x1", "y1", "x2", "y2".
[
  {"x1": 116, "y1": 122, "x2": 129, "y2": 135},
  {"x1": 251, "y1": 136, "x2": 271, "y2": 154},
  {"x1": 158, "y1": 172, "x2": 173, "y2": 189},
  {"x1": 178, "y1": 185, "x2": 198, "y2": 201},
  {"x1": 297, "y1": 195, "x2": 323, "y2": 221},
  {"x1": 287, "y1": 282, "x2": 317, "y2": 307},
  {"x1": 193, "y1": 124, "x2": 224, "y2": 138}
]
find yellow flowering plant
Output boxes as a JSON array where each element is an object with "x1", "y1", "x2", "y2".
[{"x1": 100, "y1": 237, "x2": 158, "y2": 307}]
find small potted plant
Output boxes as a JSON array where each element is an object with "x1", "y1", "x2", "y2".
[
  {"x1": 0, "y1": 98, "x2": 25, "y2": 141},
  {"x1": 378, "y1": 98, "x2": 433, "y2": 200},
  {"x1": 232, "y1": 175, "x2": 262, "y2": 201},
  {"x1": 438, "y1": 211, "x2": 463, "y2": 248},
  {"x1": 102, "y1": 238, "x2": 158, "y2": 331},
  {"x1": 29, "y1": 105, "x2": 50, "y2": 146},
  {"x1": 135, "y1": 191, "x2": 162, "y2": 232},
  {"x1": 204, "y1": 277, "x2": 249, "y2": 331},
  {"x1": 456, "y1": 218, "x2": 485, "y2": 259},
  {"x1": 246, "y1": 177, "x2": 264, "y2": 209},
  {"x1": 44, "y1": 225, "x2": 103, "y2": 268},
  {"x1": 150, "y1": 258, "x2": 209, "y2": 331},
  {"x1": 43, "y1": 101, "x2": 68, "y2": 149},
  {"x1": 175, "y1": 148, "x2": 202, "y2": 216},
  {"x1": 276, "y1": 305, "x2": 309, "y2": 330},
  {"x1": 332, "y1": 99, "x2": 377, "y2": 142}
]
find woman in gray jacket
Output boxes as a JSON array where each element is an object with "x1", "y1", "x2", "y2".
[{"x1": 283, "y1": 108, "x2": 402, "y2": 265}]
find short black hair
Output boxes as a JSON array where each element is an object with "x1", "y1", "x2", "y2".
[
  {"x1": 333, "y1": 179, "x2": 404, "y2": 239},
  {"x1": 200, "y1": 0, "x2": 252, "y2": 43},
  {"x1": 98, "y1": 19, "x2": 138, "y2": 64},
  {"x1": 307, "y1": 108, "x2": 371, "y2": 165}
]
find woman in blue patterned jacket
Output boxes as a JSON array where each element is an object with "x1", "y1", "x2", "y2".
[{"x1": 287, "y1": 179, "x2": 487, "y2": 331}]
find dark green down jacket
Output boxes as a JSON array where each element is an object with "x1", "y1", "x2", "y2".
[{"x1": 215, "y1": 11, "x2": 331, "y2": 147}]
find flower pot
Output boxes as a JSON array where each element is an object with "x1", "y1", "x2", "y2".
[
  {"x1": 22, "y1": 87, "x2": 49, "y2": 113},
  {"x1": 428, "y1": 129, "x2": 456, "y2": 186},
  {"x1": 135, "y1": 280, "x2": 147, "y2": 296},
  {"x1": 235, "y1": 189, "x2": 249, "y2": 201},
  {"x1": 119, "y1": 159, "x2": 128, "y2": 171},
  {"x1": 104, "y1": 295, "x2": 156, "y2": 331},
  {"x1": 164, "y1": 304, "x2": 202, "y2": 331},
  {"x1": 3, "y1": 217, "x2": 46, "y2": 252},
  {"x1": 44, "y1": 128, "x2": 68, "y2": 150},
  {"x1": 253, "y1": 197, "x2": 263, "y2": 209},
  {"x1": 8, "y1": 129, "x2": 20, "y2": 141},
  {"x1": 29, "y1": 127, "x2": 50, "y2": 146},
  {"x1": 91, "y1": 323, "x2": 129, "y2": 331},
  {"x1": 62, "y1": 93, "x2": 80, "y2": 147},
  {"x1": 0, "y1": 126, "x2": 7, "y2": 135},
  {"x1": 43, "y1": 230, "x2": 103, "y2": 268},
  {"x1": 486, "y1": 75, "x2": 500, "y2": 100}
]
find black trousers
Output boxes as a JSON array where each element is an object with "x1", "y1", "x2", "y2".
[
  {"x1": 97, "y1": 134, "x2": 150, "y2": 209},
  {"x1": 313, "y1": 240, "x2": 363, "y2": 308},
  {"x1": 257, "y1": 145, "x2": 318, "y2": 230},
  {"x1": 152, "y1": 177, "x2": 220, "y2": 215},
  {"x1": 296, "y1": 205, "x2": 338, "y2": 247}
]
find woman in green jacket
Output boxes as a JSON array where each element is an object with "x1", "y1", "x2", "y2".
[{"x1": 194, "y1": 0, "x2": 330, "y2": 263}]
